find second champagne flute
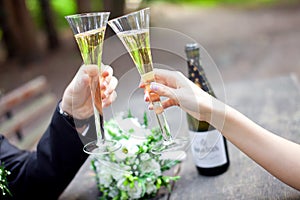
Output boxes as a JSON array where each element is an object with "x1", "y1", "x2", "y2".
[
  {"x1": 65, "y1": 12, "x2": 121, "y2": 155},
  {"x1": 108, "y1": 8, "x2": 188, "y2": 153}
]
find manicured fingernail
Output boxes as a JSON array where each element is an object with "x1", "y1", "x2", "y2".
[
  {"x1": 104, "y1": 90, "x2": 110, "y2": 97},
  {"x1": 103, "y1": 81, "x2": 108, "y2": 86},
  {"x1": 148, "y1": 104, "x2": 153, "y2": 110},
  {"x1": 150, "y1": 83, "x2": 158, "y2": 91}
]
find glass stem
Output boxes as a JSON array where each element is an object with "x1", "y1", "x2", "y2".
[
  {"x1": 152, "y1": 101, "x2": 172, "y2": 141},
  {"x1": 144, "y1": 82, "x2": 172, "y2": 141},
  {"x1": 89, "y1": 75, "x2": 105, "y2": 146}
]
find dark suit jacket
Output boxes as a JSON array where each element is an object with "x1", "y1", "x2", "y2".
[{"x1": 0, "y1": 104, "x2": 91, "y2": 199}]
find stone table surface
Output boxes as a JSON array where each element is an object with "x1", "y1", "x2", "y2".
[{"x1": 59, "y1": 74, "x2": 300, "y2": 199}]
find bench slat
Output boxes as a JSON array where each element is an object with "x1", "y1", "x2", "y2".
[
  {"x1": 16, "y1": 114, "x2": 52, "y2": 150},
  {"x1": 0, "y1": 93, "x2": 56, "y2": 138},
  {"x1": 0, "y1": 76, "x2": 48, "y2": 116}
]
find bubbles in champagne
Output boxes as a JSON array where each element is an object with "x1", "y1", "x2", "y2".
[
  {"x1": 75, "y1": 27, "x2": 106, "y2": 65},
  {"x1": 118, "y1": 29, "x2": 153, "y2": 75}
]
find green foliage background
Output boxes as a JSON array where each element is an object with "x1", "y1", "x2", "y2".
[
  {"x1": 24, "y1": 0, "x2": 299, "y2": 30},
  {"x1": 26, "y1": 0, "x2": 103, "y2": 30},
  {"x1": 0, "y1": 0, "x2": 297, "y2": 40},
  {"x1": 26, "y1": 0, "x2": 75, "y2": 29},
  {"x1": 142, "y1": 0, "x2": 291, "y2": 7}
]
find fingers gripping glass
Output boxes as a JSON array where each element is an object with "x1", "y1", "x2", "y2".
[
  {"x1": 108, "y1": 8, "x2": 188, "y2": 153},
  {"x1": 65, "y1": 12, "x2": 121, "y2": 155}
]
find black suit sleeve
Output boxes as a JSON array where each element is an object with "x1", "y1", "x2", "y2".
[{"x1": 0, "y1": 103, "x2": 91, "y2": 200}]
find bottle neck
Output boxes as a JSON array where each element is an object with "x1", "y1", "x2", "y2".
[
  {"x1": 186, "y1": 56, "x2": 215, "y2": 97},
  {"x1": 185, "y1": 44, "x2": 216, "y2": 132}
]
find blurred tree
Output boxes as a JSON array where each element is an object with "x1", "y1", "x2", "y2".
[
  {"x1": 0, "y1": 0, "x2": 18, "y2": 58},
  {"x1": 103, "y1": 0, "x2": 125, "y2": 37},
  {"x1": 0, "y1": 0, "x2": 41, "y2": 64},
  {"x1": 103, "y1": 0, "x2": 125, "y2": 18},
  {"x1": 77, "y1": 0, "x2": 91, "y2": 13},
  {"x1": 39, "y1": 0, "x2": 60, "y2": 50},
  {"x1": 0, "y1": 0, "x2": 128, "y2": 63}
]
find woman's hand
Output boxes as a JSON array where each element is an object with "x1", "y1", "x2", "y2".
[
  {"x1": 61, "y1": 64, "x2": 118, "y2": 120},
  {"x1": 141, "y1": 68, "x2": 213, "y2": 121}
]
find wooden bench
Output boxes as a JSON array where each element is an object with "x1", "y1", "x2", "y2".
[{"x1": 0, "y1": 76, "x2": 56, "y2": 150}]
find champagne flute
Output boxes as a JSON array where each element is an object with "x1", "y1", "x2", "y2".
[
  {"x1": 108, "y1": 8, "x2": 188, "y2": 153},
  {"x1": 65, "y1": 12, "x2": 121, "y2": 155}
]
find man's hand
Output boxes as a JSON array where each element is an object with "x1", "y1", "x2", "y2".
[{"x1": 61, "y1": 64, "x2": 118, "y2": 120}]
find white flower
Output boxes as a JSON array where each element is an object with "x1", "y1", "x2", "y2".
[
  {"x1": 112, "y1": 138, "x2": 141, "y2": 161},
  {"x1": 108, "y1": 187, "x2": 119, "y2": 198},
  {"x1": 119, "y1": 138, "x2": 140, "y2": 155},
  {"x1": 140, "y1": 157, "x2": 161, "y2": 177},
  {"x1": 145, "y1": 182, "x2": 157, "y2": 195},
  {"x1": 116, "y1": 177, "x2": 126, "y2": 191},
  {"x1": 97, "y1": 159, "x2": 131, "y2": 182},
  {"x1": 140, "y1": 153, "x2": 150, "y2": 161},
  {"x1": 127, "y1": 181, "x2": 143, "y2": 199},
  {"x1": 115, "y1": 116, "x2": 151, "y2": 139},
  {"x1": 112, "y1": 169, "x2": 127, "y2": 181},
  {"x1": 96, "y1": 166, "x2": 113, "y2": 187}
]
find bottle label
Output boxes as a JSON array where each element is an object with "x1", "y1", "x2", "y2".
[{"x1": 189, "y1": 129, "x2": 227, "y2": 168}]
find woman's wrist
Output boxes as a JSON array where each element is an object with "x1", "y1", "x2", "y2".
[{"x1": 203, "y1": 97, "x2": 228, "y2": 131}]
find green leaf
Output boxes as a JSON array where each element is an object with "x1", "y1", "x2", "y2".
[
  {"x1": 113, "y1": 196, "x2": 120, "y2": 200},
  {"x1": 139, "y1": 179, "x2": 146, "y2": 197},
  {"x1": 161, "y1": 160, "x2": 181, "y2": 171},
  {"x1": 127, "y1": 109, "x2": 133, "y2": 118},
  {"x1": 123, "y1": 179, "x2": 129, "y2": 186},
  {"x1": 143, "y1": 111, "x2": 148, "y2": 128},
  {"x1": 128, "y1": 128, "x2": 135, "y2": 134},
  {"x1": 156, "y1": 178, "x2": 162, "y2": 189},
  {"x1": 130, "y1": 181, "x2": 134, "y2": 188}
]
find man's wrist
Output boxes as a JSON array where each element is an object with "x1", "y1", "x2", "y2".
[{"x1": 58, "y1": 101, "x2": 90, "y2": 128}]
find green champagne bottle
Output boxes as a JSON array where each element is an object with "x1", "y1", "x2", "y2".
[{"x1": 185, "y1": 43, "x2": 230, "y2": 176}]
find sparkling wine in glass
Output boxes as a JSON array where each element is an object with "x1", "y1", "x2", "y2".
[
  {"x1": 66, "y1": 12, "x2": 121, "y2": 155},
  {"x1": 108, "y1": 8, "x2": 188, "y2": 153}
]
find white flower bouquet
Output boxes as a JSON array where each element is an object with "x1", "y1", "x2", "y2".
[
  {"x1": 91, "y1": 112, "x2": 183, "y2": 200},
  {"x1": 0, "y1": 162, "x2": 11, "y2": 197}
]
